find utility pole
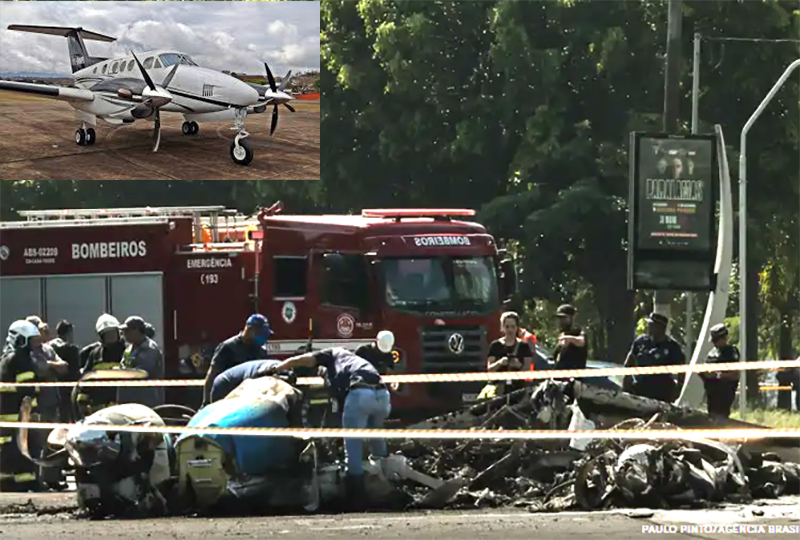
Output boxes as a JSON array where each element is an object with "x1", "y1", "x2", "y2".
[
  {"x1": 685, "y1": 31, "x2": 701, "y2": 361},
  {"x1": 655, "y1": 0, "x2": 684, "y2": 319}
]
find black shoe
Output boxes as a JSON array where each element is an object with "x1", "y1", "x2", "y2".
[{"x1": 344, "y1": 475, "x2": 367, "y2": 512}]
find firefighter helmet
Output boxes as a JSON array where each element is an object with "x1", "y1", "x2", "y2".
[
  {"x1": 95, "y1": 314, "x2": 121, "y2": 335},
  {"x1": 6, "y1": 320, "x2": 40, "y2": 350},
  {"x1": 376, "y1": 330, "x2": 395, "y2": 353}
]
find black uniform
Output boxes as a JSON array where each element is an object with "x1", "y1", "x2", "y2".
[
  {"x1": 210, "y1": 334, "x2": 270, "y2": 373},
  {"x1": 702, "y1": 344, "x2": 740, "y2": 418},
  {"x1": 77, "y1": 341, "x2": 126, "y2": 413},
  {"x1": 628, "y1": 335, "x2": 685, "y2": 402},
  {"x1": 488, "y1": 339, "x2": 534, "y2": 393},
  {"x1": 49, "y1": 338, "x2": 81, "y2": 423},
  {"x1": 552, "y1": 325, "x2": 588, "y2": 371},
  {"x1": 0, "y1": 348, "x2": 40, "y2": 492}
]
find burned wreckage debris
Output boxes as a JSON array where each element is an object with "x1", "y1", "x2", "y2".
[
  {"x1": 16, "y1": 378, "x2": 800, "y2": 517},
  {"x1": 399, "y1": 380, "x2": 800, "y2": 511}
]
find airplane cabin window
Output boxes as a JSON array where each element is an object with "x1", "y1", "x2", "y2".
[
  {"x1": 154, "y1": 58, "x2": 162, "y2": 69},
  {"x1": 93, "y1": 67, "x2": 97, "y2": 74},
  {"x1": 102, "y1": 64, "x2": 107, "y2": 74},
  {"x1": 112, "y1": 63, "x2": 119, "y2": 74},
  {"x1": 143, "y1": 57, "x2": 154, "y2": 69},
  {"x1": 128, "y1": 60, "x2": 134, "y2": 71}
]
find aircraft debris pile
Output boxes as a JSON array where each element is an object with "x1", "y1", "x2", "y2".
[{"x1": 390, "y1": 380, "x2": 800, "y2": 511}]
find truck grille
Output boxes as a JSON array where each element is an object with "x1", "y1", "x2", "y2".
[{"x1": 420, "y1": 325, "x2": 487, "y2": 400}]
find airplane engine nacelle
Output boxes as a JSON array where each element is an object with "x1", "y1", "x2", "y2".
[{"x1": 131, "y1": 104, "x2": 154, "y2": 120}]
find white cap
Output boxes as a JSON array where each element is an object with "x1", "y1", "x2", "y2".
[
  {"x1": 96, "y1": 314, "x2": 121, "y2": 334},
  {"x1": 376, "y1": 330, "x2": 395, "y2": 353}
]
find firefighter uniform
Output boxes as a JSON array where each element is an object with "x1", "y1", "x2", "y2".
[
  {"x1": 701, "y1": 324, "x2": 740, "y2": 419},
  {"x1": 76, "y1": 340, "x2": 126, "y2": 414},
  {"x1": 0, "y1": 324, "x2": 41, "y2": 492}
]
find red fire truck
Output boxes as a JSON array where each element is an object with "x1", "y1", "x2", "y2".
[{"x1": 0, "y1": 204, "x2": 516, "y2": 414}]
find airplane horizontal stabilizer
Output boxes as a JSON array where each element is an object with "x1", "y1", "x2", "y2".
[{"x1": 7, "y1": 24, "x2": 116, "y2": 42}]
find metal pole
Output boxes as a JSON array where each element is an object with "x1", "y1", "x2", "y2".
[
  {"x1": 686, "y1": 32, "x2": 701, "y2": 361},
  {"x1": 738, "y1": 58, "x2": 800, "y2": 421},
  {"x1": 656, "y1": 0, "x2": 684, "y2": 320}
]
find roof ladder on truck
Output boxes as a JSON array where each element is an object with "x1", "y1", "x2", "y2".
[{"x1": 16, "y1": 206, "x2": 237, "y2": 243}]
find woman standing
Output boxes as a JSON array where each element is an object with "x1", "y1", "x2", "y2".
[{"x1": 480, "y1": 312, "x2": 534, "y2": 398}]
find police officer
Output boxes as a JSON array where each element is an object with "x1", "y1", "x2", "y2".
[
  {"x1": 0, "y1": 321, "x2": 42, "y2": 492},
  {"x1": 210, "y1": 359, "x2": 282, "y2": 403},
  {"x1": 202, "y1": 314, "x2": 273, "y2": 407},
  {"x1": 77, "y1": 314, "x2": 126, "y2": 415},
  {"x1": 624, "y1": 312, "x2": 685, "y2": 402},
  {"x1": 259, "y1": 332, "x2": 394, "y2": 510},
  {"x1": 701, "y1": 323, "x2": 740, "y2": 419},
  {"x1": 118, "y1": 316, "x2": 165, "y2": 408}
]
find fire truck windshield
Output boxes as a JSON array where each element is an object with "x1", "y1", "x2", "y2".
[{"x1": 382, "y1": 256, "x2": 499, "y2": 313}]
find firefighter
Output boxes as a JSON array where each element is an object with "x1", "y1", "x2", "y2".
[
  {"x1": 700, "y1": 323, "x2": 740, "y2": 419},
  {"x1": 624, "y1": 312, "x2": 685, "y2": 402},
  {"x1": 258, "y1": 344, "x2": 391, "y2": 510},
  {"x1": 202, "y1": 314, "x2": 273, "y2": 408},
  {"x1": 77, "y1": 314, "x2": 126, "y2": 415},
  {"x1": 0, "y1": 321, "x2": 42, "y2": 492},
  {"x1": 48, "y1": 320, "x2": 81, "y2": 423},
  {"x1": 118, "y1": 316, "x2": 165, "y2": 408}
]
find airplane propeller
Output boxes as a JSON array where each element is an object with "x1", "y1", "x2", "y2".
[
  {"x1": 131, "y1": 51, "x2": 178, "y2": 152},
  {"x1": 263, "y1": 62, "x2": 295, "y2": 136}
]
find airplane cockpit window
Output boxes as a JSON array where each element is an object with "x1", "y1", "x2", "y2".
[
  {"x1": 153, "y1": 58, "x2": 162, "y2": 69},
  {"x1": 180, "y1": 55, "x2": 198, "y2": 66},
  {"x1": 143, "y1": 57, "x2": 154, "y2": 69},
  {"x1": 160, "y1": 53, "x2": 199, "y2": 67},
  {"x1": 128, "y1": 60, "x2": 134, "y2": 71}
]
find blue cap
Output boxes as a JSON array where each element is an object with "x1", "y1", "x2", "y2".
[{"x1": 246, "y1": 314, "x2": 273, "y2": 334}]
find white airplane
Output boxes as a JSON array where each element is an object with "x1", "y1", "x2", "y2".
[{"x1": 0, "y1": 25, "x2": 296, "y2": 165}]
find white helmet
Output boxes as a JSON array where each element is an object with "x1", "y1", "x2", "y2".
[
  {"x1": 5, "y1": 320, "x2": 40, "y2": 351},
  {"x1": 96, "y1": 314, "x2": 121, "y2": 334},
  {"x1": 376, "y1": 330, "x2": 395, "y2": 354}
]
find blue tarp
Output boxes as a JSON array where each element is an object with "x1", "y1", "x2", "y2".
[{"x1": 179, "y1": 397, "x2": 296, "y2": 476}]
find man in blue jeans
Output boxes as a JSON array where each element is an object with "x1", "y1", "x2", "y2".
[{"x1": 258, "y1": 331, "x2": 394, "y2": 509}]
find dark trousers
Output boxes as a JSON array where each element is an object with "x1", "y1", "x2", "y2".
[
  {"x1": 776, "y1": 369, "x2": 800, "y2": 411},
  {"x1": 704, "y1": 378, "x2": 738, "y2": 418},
  {"x1": 34, "y1": 407, "x2": 64, "y2": 486},
  {"x1": 632, "y1": 378, "x2": 677, "y2": 403},
  {"x1": 0, "y1": 429, "x2": 38, "y2": 492}
]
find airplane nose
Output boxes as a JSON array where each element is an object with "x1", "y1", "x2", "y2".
[{"x1": 231, "y1": 79, "x2": 259, "y2": 107}]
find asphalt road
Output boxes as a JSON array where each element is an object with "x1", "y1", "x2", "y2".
[
  {"x1": 1, "y1": 493, "x2": 799, "y2": 540},
  {"x1": 0, "y1": 91, "x2": 320, "y2": 180}
]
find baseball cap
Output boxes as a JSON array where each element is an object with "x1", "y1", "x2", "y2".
[
  {"x1": 555, "y1": 304, "x2": 576, "y2": 317},
  {"x1": 645, "y1": 312, "x2": 669, "y2": 327},
  {"x1": 119, "y1": 316, "x2": 147, "y2": 332},
  {"x1": 376, "y1": 330, "x2": 395, "y2": 353},
  {"x1": 246, "y1": 314, "x2": 274, "y2": 335}
]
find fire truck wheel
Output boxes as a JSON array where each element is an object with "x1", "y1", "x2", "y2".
[
  {"x1": 182, "y1": 122, "x2": 192, "y2": 136},
  {"x1": 190, "y1": 122, "x2": 199, "y2": 135},
  {"x1": 230, "y1": 138, "x2": 253, "y2": 166},
  {"x1": 75, "y1": 128, "x2": 86, "y2": 146},
  {"x1": 86, "y1": 128, "x2": 96, "y2": 146}
]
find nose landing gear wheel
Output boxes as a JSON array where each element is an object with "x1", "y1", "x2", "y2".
[
  {"x1": 75, "y1": 128, "x2": 87, "y2": 146},
  {"x1": 230, "y1": 138, "x2": 253, "y2": 166},
  {"x1": 86, "y1": 128, "x2": 96, "y2": 146}
]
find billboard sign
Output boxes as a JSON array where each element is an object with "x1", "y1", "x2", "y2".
[{"x1": 628, "y1": 132, "x2": 718, "y2": 291}]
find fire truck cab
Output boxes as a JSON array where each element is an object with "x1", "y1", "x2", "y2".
[{"x1": 0, "y1": 204, "x2": 517, "y2": 415}]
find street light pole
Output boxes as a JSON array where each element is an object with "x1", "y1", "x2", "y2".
[{"x1": 738, "y1": 58, "x2": 800, "y2": 420}]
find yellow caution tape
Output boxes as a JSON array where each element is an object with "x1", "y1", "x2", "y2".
[
  {"x1": 0, "y1": 420, "x2": 798, "y2": 441},
  {"x1": 1, "y1": 359, "x2": 798, "y2": 389},
  {"x1": 759, "y1": 385, "x2": 793, "y2": 392}
]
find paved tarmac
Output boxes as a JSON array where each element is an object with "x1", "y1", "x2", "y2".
[
  {"x1": 0, "y1": 91, "x2": 319, "y2": 180},
  {"x1": 1, "y1": 493, "x2": 798, "y2": 540}
]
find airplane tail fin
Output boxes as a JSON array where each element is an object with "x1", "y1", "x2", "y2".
[{"x1": 7, "y1": 25, "x2": 116, "y2": 73}]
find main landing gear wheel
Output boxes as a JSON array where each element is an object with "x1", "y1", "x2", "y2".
[
  {"x1": 182, "y1": 121, "x2": 199, "y2": 136},
  {"x1": 75, "y1": 128, "x2": 96, "y2": 146},
  {"x1": 230, "y1": 138, "x2": 253, "y2": 166}
]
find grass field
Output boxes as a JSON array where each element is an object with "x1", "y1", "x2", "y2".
[{"x1": 731, "y1": 408, "x2": 800, "y2": 428}]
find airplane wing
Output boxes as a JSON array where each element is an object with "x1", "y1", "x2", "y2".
[{"x1": 0, "y1": 80, "x2": 94, "y2": 103}]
